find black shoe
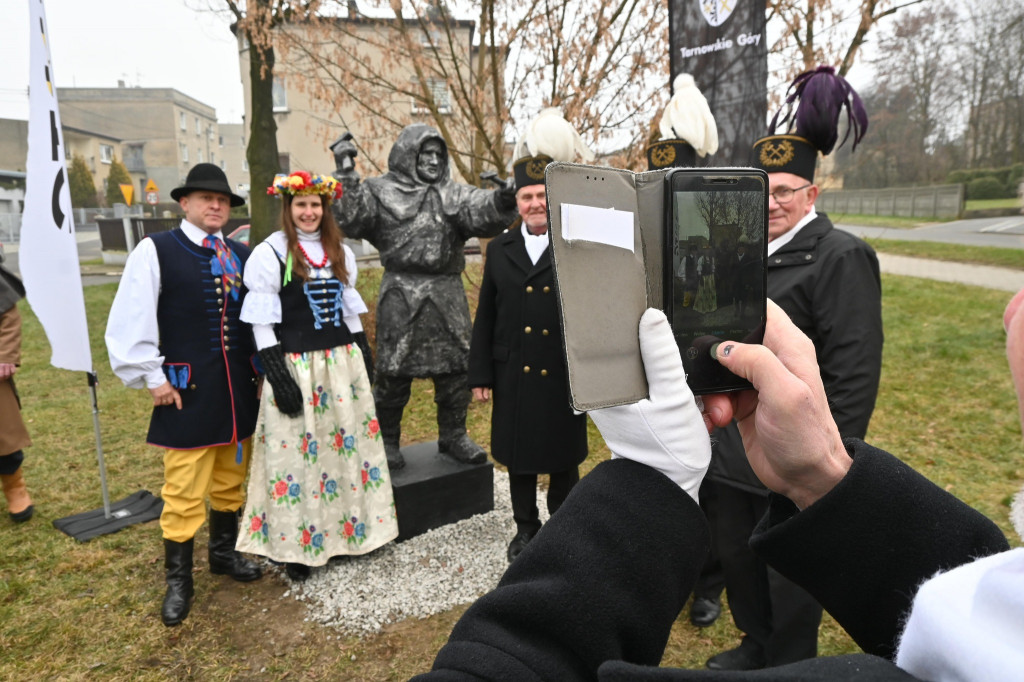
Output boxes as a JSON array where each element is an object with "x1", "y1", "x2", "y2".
[
  {"x1": 689, "y1": 596, "x2": 721, "y2": 627},
  {"x1": 208, "y1": 510, "x2": 263, "y2": 582},
  {"x1": 10, "y1": 505, "x2": 34, "y2": 523},
  {"x1": 161, "y1": 538, "x2": 195, "y2": 627},
  {"x1": 285, "y1": 563, "x2": 311, "y2": 582},
  {"x1": 438, "y1": 433, "x2": 487, "y2": 465},
  {"x1": 506, "y1": 529, "x2": 537, "y2": 562},
  {"x1": 706, "y1": 639, "x2": 767, "y2": 671}
]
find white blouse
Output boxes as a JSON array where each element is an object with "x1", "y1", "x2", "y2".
[{"x1": 240, "y1": 230, "x2": 369, "y2": 351}]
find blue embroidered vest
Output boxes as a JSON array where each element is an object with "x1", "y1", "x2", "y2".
[
  {"x1": 147, "y1": 228, "x2": 259, "y2": 448},
  {"x1": 276, "y1": 258, "x2": 354, "y2": 353}
]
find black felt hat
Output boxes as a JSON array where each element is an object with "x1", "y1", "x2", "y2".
[
  {"x1": 513, "y1": 154, "x2": 553, "y2": 190},
  {"x1": 171, "y1": 163, "x2": 245, "y2": 207},
  {"x1": 646, "y1": 139, "x2": 698, "y2": 170},
  {"x1": 752, "y1": 134, "x2": 818, "y2": 181}
]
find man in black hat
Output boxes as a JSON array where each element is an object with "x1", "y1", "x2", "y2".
[
  {"x1": 703, "y1": 67, "x2": 883, "y2": 671},
  {"x1": 468, "y1": 111, "x2": 591, "y2": 561},
  {"x1": 105, "y1": 163, "x2": 262, "y2": 627}
]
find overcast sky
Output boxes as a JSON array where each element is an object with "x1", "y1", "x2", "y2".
[{"x1": 0, "y1": 0, "x2": 244, "y2": 123}]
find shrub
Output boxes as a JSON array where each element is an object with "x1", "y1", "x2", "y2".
[{"x1": 966, "y1": 176, "x2": 1006, "y2": 200}]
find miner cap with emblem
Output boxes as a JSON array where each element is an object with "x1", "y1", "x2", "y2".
[
  {"x1": 752, "y1": 65, "x2": 868, "y2": 182},
  {"x1": 513, "y1": 108, "x2": 595, "y2": 190},
  {"x1": 647, "y1": 73, "x2": 718, "y2": 170}
]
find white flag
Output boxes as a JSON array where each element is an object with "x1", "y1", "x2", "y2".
[{"x1": 22, "y1": 0, "x2": 92, "y2": 373}]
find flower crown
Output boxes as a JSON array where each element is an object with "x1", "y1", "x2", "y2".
[{"x1": 267, "y1": 171, "x2": 343, "y2": 200}]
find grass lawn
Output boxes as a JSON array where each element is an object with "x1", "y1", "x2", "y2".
[
  {"x1": 967, "y1": 198, "x2": 1023, "y2": 211},
  {"x1": 1, "y1": 266, "x2": 1022, "y2": 680},
  {"x1": 867, "y1": 239, "x2": 1024, "y2": 271}
]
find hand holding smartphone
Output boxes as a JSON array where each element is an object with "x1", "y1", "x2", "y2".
[{"x1": 663, "y1": 168, "x2": 768, "y2": 394}]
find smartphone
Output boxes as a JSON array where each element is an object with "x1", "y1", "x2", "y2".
[{"x1": 663, "y1": 168, "x2": 768, "y2": 394}]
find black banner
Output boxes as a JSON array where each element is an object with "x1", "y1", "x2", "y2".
[{"x1": 669, "y1": 0, "x2": 767, "y2": 166}]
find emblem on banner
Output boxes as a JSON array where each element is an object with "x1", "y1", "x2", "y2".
[
  {"x1": 700, "y1": 0, "x2": 735, "y2": 27},
  {"x1": 650, "y1": 143, "x2": 677, "y2": 168},
  {"x1": 759, "y1": 139, "x2": 795, "y2": 167},
  {"x1": 526, "y1": 158, "x2": 547, "y2": 180}
]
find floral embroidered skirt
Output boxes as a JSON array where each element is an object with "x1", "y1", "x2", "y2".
[{"x1": 236, "y1": 344, "x2": 398, "y2": 566}]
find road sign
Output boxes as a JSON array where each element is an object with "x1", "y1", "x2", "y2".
[
  {"x1": 145, "y1": 178, "x2": 158, "y2": 192},
  {"x1": 146, "y1": 192, "x2": 159, "y2": 205},
  {"x1": 119, "y1": 184, "x2": 134, "y2": 205}
]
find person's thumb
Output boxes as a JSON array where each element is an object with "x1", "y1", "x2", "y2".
[{"x1": 638, "y1": 309, "x2": 687, "y2": 402}]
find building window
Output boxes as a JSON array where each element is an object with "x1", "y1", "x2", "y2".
[
  {"x1": 181, "y1": 144, "x2": 189, "y2": 164},
  {"x1": 195, "y1": 116, "x2": 201, "y2": 135},
  {"x1": 198, "y1": 149, "x2": 204, "y2": 163},
  {"x1": 272, "y1": 77, "x2": 288, "y2": 112},
  {"x1": 208, "y1": 125, "x2": 215, "y2": 142},
  {"x1": 210, "y1": 152, "x2": 215, "y2": 165},
  {"x1": 220, "y1": 160, "x2": 226, "y2": 170},
  {"x1": 219, "y1": 135, "x2": 224, "y2": 147},
  {"x1": 124, "y1": 143, "x2": 145, "y2": 172},
  {"x1": 179, "y1": 112, "x2": 187, "y2": 130},
  {"x1": 100, "y1": 144, "x2": 114, "y2": 164},
  {"x1": 242, "y1": 158, "x2": 249, "y2": 172},
  {"x1": 412, "y1": 78, "x2": 451, "y2": 115}
]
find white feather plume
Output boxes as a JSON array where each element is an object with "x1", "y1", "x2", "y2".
[
  {"x1": 514, "y1": 108, "x2": 596, "y2": 163},
  {"x1": 658, "y1": 74, "x2": 719, "y2": 157}
]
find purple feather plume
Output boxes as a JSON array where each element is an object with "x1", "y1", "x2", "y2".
[{"x1": 768, "y1": 65, "x2": 869, "y2": 155}]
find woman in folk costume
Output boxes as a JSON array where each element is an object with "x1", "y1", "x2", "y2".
[{"x1": 236, "y1": 171, "x2": 398, "y2": 581}]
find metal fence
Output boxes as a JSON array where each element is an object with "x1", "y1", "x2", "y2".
[
  {"x1": 0, "y1": 206, "x2": 136, "y2": 244},
  {"x1": 817, "y1": 184, "x2": 965, "y2": 219},
  {"x1": 0, "y1": 213, "x2": 20, "y2": 244},
  {"x1": 97, "y1": 217, "x2": 250, "y2": 252}
]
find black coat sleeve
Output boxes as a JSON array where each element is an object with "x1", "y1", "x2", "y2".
[
  {"x1": 752, "y1": 440, "x2": 1009, "y2": 660},
  {"x1": 467, "y1": 240, "x2": 500, "y2": 389},
  {"x1": 414, "y1": 459, "x2": 710, "y2": 682},
  {"x1": 811, "y1": 243, "x2": 883, "y2": 439}
]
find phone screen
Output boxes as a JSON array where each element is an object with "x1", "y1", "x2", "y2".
[{"x1": 663, "y1": 169, "x2": 768, "y2": 394}]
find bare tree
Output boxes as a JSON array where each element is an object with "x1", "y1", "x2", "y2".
[
  {"x1": 767, "y1": 0, "x2": 927, "y2": 80},
  {"x1": 262, "y1": 0, "x2": 668, "y2": 177}
]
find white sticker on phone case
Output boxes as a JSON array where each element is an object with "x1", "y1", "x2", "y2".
[{"x1": 560, "y1": 203, "x2": 634, "y2": 252}]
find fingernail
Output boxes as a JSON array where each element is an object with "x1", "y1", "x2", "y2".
[
  {"x1": 720, "y1": 344, "x2": 734, "y2": 357},
  {"x1": 710, "y1": 343, "x2": 721, "y2": 360}
]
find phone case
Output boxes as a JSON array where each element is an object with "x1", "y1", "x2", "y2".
[{"x1": 546, "y1": 162, "x2": 672, "y2": 411}]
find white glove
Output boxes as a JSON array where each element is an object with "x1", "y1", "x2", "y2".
[{"x1": 589, "y1": 309, "x2": 711, "y2": 503}]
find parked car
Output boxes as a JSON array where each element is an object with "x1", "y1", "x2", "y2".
[{"x1": 227, "y1": 224, "x2": 250, "y2": 246}]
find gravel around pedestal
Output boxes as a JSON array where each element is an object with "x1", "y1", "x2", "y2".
[{"x1": 279, "y1": 469, "x2": 543, "y2": 634}]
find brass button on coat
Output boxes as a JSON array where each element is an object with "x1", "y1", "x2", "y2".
[
  {"x1": 525, "y1": 326, "x2": 532, "y2": 334},
  {"x1": 541, "y1": 369, "x2": 548, "y2": 376},
  {"x1": 542, "y1": 329, "x2": 549, "y2": 336},
  {"x1": 526, "y1": 286, "x2": 534, "y2": 293},
  {"x1": 543, "y1": 286, "x2": 551, "y2": 293},
  {"x1": 523, "y1": 366, "x2": 531, "y2": 373}
]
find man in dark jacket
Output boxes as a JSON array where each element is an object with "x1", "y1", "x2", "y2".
[
  {"x1": 332, "y1": 125, "x2": 518, "y2": 470},
  {"x1": 415, "y1": 304, "x2": 1010, "y2": 682},
  {"x1": 468, "y1": 143, "x2": 589, "y2": 562},
  {"x1": 702, "y1": 68, "x2": 883, "y2": 671}
]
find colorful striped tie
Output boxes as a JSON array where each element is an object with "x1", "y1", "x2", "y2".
[{"x1": 203, "y1": 235, "x2": 242, "y2": 301}]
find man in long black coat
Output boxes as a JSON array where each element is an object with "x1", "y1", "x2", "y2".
[{"x1": 468, "y1": 155, "x2": 588, "y2": 562}]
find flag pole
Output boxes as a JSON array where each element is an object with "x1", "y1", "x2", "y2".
[{"x1": 87, "y1": 371, "x2": 111, "y2": 519}]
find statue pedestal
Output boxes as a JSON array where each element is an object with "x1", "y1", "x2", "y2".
[{"x1": 390, "y1": 441, "x2": 494, "y2": 542}]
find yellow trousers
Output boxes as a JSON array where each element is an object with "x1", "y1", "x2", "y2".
[{"x1": 160, "y1": 440, "x2": 252, "y2": 542}]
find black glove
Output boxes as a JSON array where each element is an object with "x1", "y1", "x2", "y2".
[
  {"x1": 352, "y1": 332, "x2": 375, "y2": 385},
  {"x1": 258, "y1": 345, "x2": 304, "y2": 417},
  {"x1": 496, "y1": 184, "x2": 518, "y2": 210}
]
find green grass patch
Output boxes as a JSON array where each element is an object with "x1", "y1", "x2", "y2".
[
  {"x1": 967, "y1": 198, "x2": 1023, "y2": 211},
  {"x1": 868, "y1": 238, "x2": 1024, "y2": 270},
  {"x1": 828, "y1": 213, "x2": 944, "y2": 229},
  {"x1": 1, "y1": 266, "x2": 1020, "y2": 678}
]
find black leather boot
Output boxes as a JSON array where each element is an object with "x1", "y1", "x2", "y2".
[
  {"x1": 375, "y1": 406, "x2": 406, "y2": 470},
  {"x1": 161, "y1": 538, "x2": 194, "y2": 626},
  {"x1": 208, "y1": 510, "x2": 262, "y2": 582}
]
